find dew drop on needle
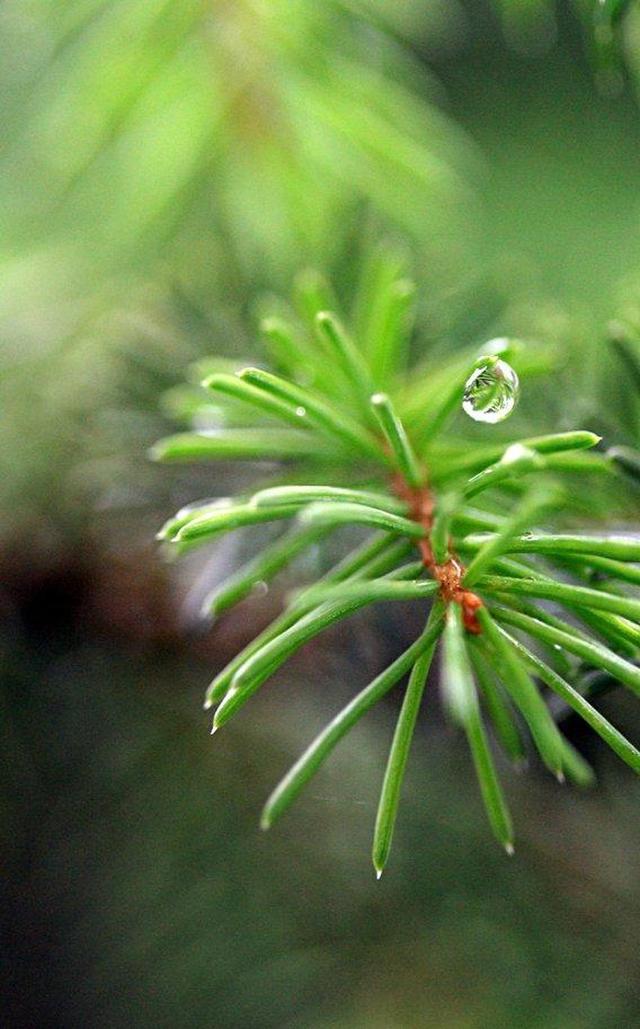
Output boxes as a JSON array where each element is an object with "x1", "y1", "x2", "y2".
[{"x1": 462, "y1": 357, "x2": 520, "y2": 424}]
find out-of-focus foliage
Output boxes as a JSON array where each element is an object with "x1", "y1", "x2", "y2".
[
  {"x1": 1, "y1": 0, "x2": 473, "y2": 281},
  {"x1": 5, "y1": 4, "x2": 640, "y2": 1025},
  {"x1": 0, "y1": 0, "x2": 480, "y2": 537},
  {"x1": 5, "y1": 610, "x2": 640, "y2": 1027},
  {"x1": 5, "y1": 0, "x2": 640, "y2": 538}
]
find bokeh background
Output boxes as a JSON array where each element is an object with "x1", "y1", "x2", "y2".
[{"x1": 3, "y1": 2, "x2": 640, "y2": 1026}]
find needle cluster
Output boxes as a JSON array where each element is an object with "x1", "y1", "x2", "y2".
[{"x1": 154, "y1": 254, "x2": 640, "y2": 874}]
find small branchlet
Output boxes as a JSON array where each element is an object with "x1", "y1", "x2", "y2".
[{"x1": 154, "y1": 253, "x2": 639, "y2": 875}]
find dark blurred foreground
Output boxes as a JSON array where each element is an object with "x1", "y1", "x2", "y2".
[{"x1": 3, "y1": 542, "x2": 640, "y2": 1028}]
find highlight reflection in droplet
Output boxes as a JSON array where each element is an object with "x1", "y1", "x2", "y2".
[{"x1": 462, "y1": 356, "x2": 520, "y2": 424}]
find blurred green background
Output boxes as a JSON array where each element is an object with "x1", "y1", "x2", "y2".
[{"x1": 3, "y1": 2, "x2": 640, "y2": 1026}]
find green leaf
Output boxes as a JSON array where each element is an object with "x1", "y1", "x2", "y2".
[
  {"x1": 293, "y1": 268, "x2": 336, "y2": 327},
  {"x1": 476, "y1": 630, "x2": 592, "y2": 791},
  {"x1": 431, "y1": 491, "x2": 460, "y2": 564},
  {"x1": 239, "y1": 367, "x2": 383, "y2": 460},
  {"x1": 571, "y1": 608, "x2": 640, "y2": 657},
  {"x1": 151, "y1": 249, "x2": 640, "y2": 865},
  {"x1": 250, "y1": 484, "x2": 407, "y2": 515},
  {"x1": 323, "y1": 534, "x2": 415, "y2": 584},
  {"x1": 401, "y1": 350, "x2": 480, "y2": 428},
  {"x1": 372, "y1": 612, "x2": 439, "y2": 877},
  {"x1": 260, "y1": 605, "x2": 445, "y2": 830},
  {"x1": 464, "y1": 531, "x2": 640, "y2": 563},
  {"x1": 292, "y1": 576, "x2": 437, "y2": 612},
  {"x1": 477, "y1": 556, "x2": 640, "y2": 656},
  {"x1": 562, "y1": 554, "x2": 640, "y2": 587},
  {"x1": 441, "y1": 604, "x2": 480, "y2": 726},
  {"x1": 157, "y1": 498, "x2": 234, "y2": 542},
  {"x1": 503, "y1": 633, "x2": 640, "y2": 775},
  {"x1": 370, "y1": 392, "x2": 424, "y2": 487},
  {"x1": 202, "y1": 523, "x2": 332, "y2": 618},
  {"x1": 453, "y1": 507, "x2": 505, "y2": 533},
  {"x1": 463, "y1": 486, "x2": 560, "y2": 587},
  {"x1": 260, "y1": 317, "x2": 316, "y2": 379},
  {"x1": 212, "y1": 596, "x2": 380, "y2": 729},
  {"x1": 476, "y1": 608, "x2": 565, "y2": 776},
  {"x1": 353, "y1": 242, "x2": 413, "y2": 385},
  {"x1": 298, "y1": 501, "x2": 426, "y2": 538},
  {"x1": 203, "y1": 535, "x2": 410, "y2": 710},
  {"x1": 370, "y1": 279, "x2": 416, "y2": 387},
  {"x1": 175, "y1": 502, "x2": 297, "y2": 545},
  {"x1": 462, "y1": 448, "x2": 609, "y2": 501},
  {"x1": 463, "y1": 444, "x2": 546, "y2": 499},
  {"x1": 535, "y1": 452, "x2": 613, "y2": 476},
  {"x1": 491, "y1": 605, "x2": 640, "y2": 698},
  {"x1": 558, "y1": 742, "x2": 596, "y2": 788},
  {"x1": 214, "y1": 553, "x2": 433, "y2": 727},
  {"x1": 442, "y1": 606, "x2": 514, "y2": 851},
  {"x1": 149, "y1": 430, "x2": 332, "y2": 463},
  {"x1": 466, "y1": 695, "x2": 516, "y2": 851},
  {"x1": 202, "y1": 372, "x2": 314, "y2": 430},
  {"x1": 469, "y1": 645, "x2": 526, "y2": 763},
  {"x1": 479, "y1": 574, "x2": 640, "y2": 623},
  {"x1": 315, "y1": 311, "x2": 375, "y2": 409},
  {"x1": 434, "y1": 431, "x2": 601, "y2": 483},
  {"x1": 491, "y1": 582, "x2": 640, "y2": 659},
  {"x1": 486, "y1": 591, "x2": 583, "y2": 668}
]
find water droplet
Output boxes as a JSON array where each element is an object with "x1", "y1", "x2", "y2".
[
  {"x1": 462, "y1": 358, "x2": 520, "y2": 424},
  {"x1": 252, "y1": 580, "x2": 269, "y2": 597},
  {"x1": 295, "y1": 406, "x2": 306, "y2": 418},
  {"x1": 553, "y1": 644, "x2": 562, "y2": 652}
]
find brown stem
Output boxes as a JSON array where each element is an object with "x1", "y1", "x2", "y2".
[{"x1": 391, "y1": 473, "x2": 482, "y2": 634}]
